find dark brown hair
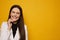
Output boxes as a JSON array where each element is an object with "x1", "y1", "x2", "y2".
[{"x1": 8, "y1": 5, "x2": 25, "y2": 40}]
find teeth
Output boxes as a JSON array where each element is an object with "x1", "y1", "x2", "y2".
[{"x1": 12, "y1": 16, "x2": 17, "y2": 19}]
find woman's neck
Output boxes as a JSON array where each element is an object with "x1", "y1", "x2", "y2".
[{"x1": 13, "y1": 21, "x2": 17, "y2": 24}]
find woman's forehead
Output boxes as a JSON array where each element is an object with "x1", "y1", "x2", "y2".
[{"x1": 12, "y1": 7, "x2": 20, "y2": 13}]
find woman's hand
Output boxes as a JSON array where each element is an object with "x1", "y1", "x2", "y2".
[{"x1": 7, "y1": 19, "x2": 13, "y2": 31}]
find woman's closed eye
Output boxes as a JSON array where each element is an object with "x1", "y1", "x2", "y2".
[
  {"x1": 12, "y1": 11, "x2": 15, "y2": 13},
  {"x1": 16, "y1": 12, "x2": 20, "y2": 14}
]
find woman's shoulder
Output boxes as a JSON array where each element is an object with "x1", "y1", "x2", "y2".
[
  {"x1": 24, "y1": 24, "x2": 28, "y2": 40},
  {"x1": 1, "y1": 21, "x2": 7, "y2": 26},
  {"x1": 2, "y1": 21, "x2": 7, "y2": 24},
  {"x1": 24, "y1": 24, "x2": 28, "y2": 33},
  {"x1": 24, "y1": 24, "x2": 28, "y2": 30},
  {"x1": 1, "y1": 21, "x2": 8, "y2": 29}
]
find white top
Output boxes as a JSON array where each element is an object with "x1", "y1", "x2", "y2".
[{"x1": 0, "y1": 22, "x2": 28, "y2": 40}]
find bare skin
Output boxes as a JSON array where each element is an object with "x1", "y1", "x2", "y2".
[{"x1": 7, "y1": 8, "x2": 20, "y2": 31}]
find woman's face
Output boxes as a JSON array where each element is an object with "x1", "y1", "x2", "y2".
[{"x1": 10, "y1": 7, "x2": 20, "y2": 22}]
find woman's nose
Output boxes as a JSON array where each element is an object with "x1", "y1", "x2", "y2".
[{"x1": 14, "y1": 12, "x2": 17, "y2": 16}]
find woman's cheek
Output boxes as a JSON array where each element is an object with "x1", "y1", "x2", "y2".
[{"x1": 17, "y1": 14, "x2": 20, "y2": 19}]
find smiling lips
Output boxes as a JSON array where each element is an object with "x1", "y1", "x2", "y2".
[{"x1": 12, "y1": 16, "x2": 18, "y2": 19}]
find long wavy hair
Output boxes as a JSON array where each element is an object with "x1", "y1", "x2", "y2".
[{"x1": 8, "y1": 5, "x2": 25, "y2": 40}]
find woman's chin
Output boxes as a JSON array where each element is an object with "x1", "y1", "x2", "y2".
[{"x1": 12, "y1": 19, "x2": 17, "y2": 22}]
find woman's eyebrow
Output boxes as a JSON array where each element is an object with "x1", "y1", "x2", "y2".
[{"x1": 12, "y1": 11, "x2": 15, "y2": 13}]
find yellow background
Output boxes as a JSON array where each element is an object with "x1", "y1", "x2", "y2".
[{"x1": 0, "y1": 0, "x2": 60, "y2": 40}]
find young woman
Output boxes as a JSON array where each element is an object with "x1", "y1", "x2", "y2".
[{"x1": 1, "y1": 5, "x2": 28, "y2": 40}]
